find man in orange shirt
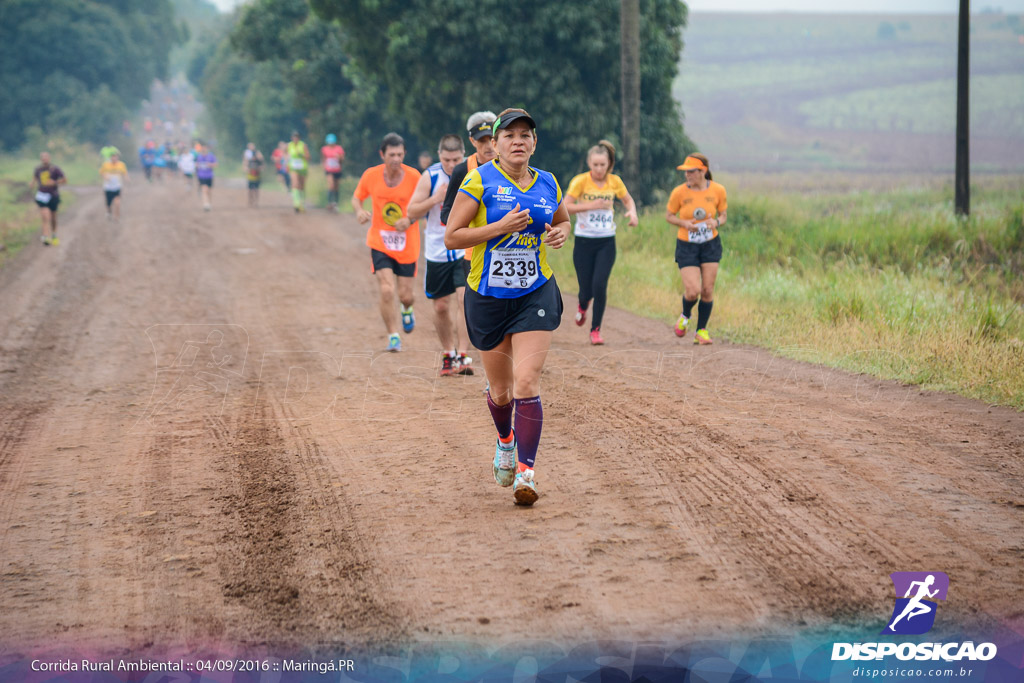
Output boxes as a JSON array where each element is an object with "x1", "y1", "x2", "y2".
[{"x1": 351, "y1": 133, "x2": 422, "y2": 352}]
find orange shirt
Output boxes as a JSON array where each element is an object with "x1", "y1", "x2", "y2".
[
  {"x1": 666, "y1": 180, "x2": 727, "y2": 243},
  {"x1": 354, "y1": 164, "x2": 422, "y2": 263}
]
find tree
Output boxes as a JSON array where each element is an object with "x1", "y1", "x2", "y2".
[
  {"x1": 310, "y1": 0, "x2": 693, "y2": 204},
  {"x1": 0, "y1": 0, "x2": 181, "y2": 149},
  {"x1": 231, "y1": 0, "x2": 414, "y2": 167}
]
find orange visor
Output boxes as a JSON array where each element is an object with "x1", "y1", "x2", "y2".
[{"x1": 676, "y1": 156, "x2": 707, "y2": 171}]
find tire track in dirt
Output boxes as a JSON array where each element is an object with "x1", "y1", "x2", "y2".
[{"x1": 214, "y1": 395, "x2": 408, "y2": 651}]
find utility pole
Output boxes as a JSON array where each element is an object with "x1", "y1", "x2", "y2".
[
  {"x1": 955, "y1": 0, "x2": 970, "y2": 217},
  {"x1": 621, "y1": 0, "x2": 640, "y2": 193}
]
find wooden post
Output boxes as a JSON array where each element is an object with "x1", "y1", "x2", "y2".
[
  {"x1": 955, "y1": 0, "x2": 970, "y2": 217},
  {"x1": 621, "y1": 0, "x2": 640, "y2": 194}
]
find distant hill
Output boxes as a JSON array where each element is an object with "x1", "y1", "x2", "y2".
[{"x1": 676, "y1": 12, "x2": 1024, "y2": 173}]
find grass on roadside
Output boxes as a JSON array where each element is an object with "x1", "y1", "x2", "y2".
[{"x1": 548, "y1": 175, "x2": 1024, "y2": 409}]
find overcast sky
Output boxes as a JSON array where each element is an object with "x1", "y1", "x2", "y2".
[{"x1": 209, "y1": 0, "x2": 1024, "y2": 12}]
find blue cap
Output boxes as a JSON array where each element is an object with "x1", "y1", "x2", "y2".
[{"x1": 325, "y1": 133, "x2": 337, "y2": 144}]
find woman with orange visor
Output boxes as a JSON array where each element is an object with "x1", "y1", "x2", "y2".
[{"x1": 665, "y1": 154, "x2": 727, "y2": 344}]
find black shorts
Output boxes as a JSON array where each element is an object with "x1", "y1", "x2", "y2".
[
  {"x1": 464, "y1": 277, "x2": 563, "y2": 351},
  {"x1": 370, "y1": 249, "x2": 416, "y2": 278},
  {"x1": 198, "y1": 177, "x2": 213, "y2": 187},
  {"x1": 325, "y1": 170, "x2": 342, "y2": 179},
  {"x1": 247, "y1": 180, "x2": 260, "y2": 189},
  {"x1": 424, "y1": 259, "x2": 468, "y2": 299},
  {"x1": 35, "y1": 195, "x2": 60, "y2": 212},
  {"x1": 104, "y1": 189, "x2": 121, "y2": 207},
  {"x1": 675, "y1": 235, "x2": 722, "y2": 269}
]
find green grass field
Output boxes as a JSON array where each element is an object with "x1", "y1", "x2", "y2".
[
  {"x1": 548, "y1": 174, "x2": 1024, "y2": 409},
  {"x1": 677, "y1": 12, "x2": 1024, "y2": 172}
]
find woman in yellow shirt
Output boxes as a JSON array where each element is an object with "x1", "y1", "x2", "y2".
[
  {"x1": 564, "y1": 141, "x2": 638, "y2": 345},
  {"x1": 665, "y1": 153, "x2": 727, "y2": 345},
  {"x1": 99, "y1": 153, "x2": 129, "y2": 222}
]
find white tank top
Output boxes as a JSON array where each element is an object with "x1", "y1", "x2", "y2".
[{"x1": 423, "y1": 162, "x2": 464, "y2": 263}]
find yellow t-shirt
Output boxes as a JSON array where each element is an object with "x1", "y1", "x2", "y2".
[
  {"x1": 566, "y1": 172, "x2": 628, "y2": 238},
  {"x1": 99, "y1": 161, "x2": 128, "y2": 191},
  {"x1": 666, "y1": 180, "x2": 727, "y2": 244}
]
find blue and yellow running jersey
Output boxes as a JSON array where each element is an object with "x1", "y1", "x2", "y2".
[{"x1": 458, "y1": 160, "x2": 562, "y2": 299}]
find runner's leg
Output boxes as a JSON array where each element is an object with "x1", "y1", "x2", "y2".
[
  {"x1": 397, "y1": 275, "x2": 415, "y2": 312},
  {"x1": 590, "y1": 237, "x2": 617, "y2": 331},
  {"x1": 680, "y1": 266, "x2": 701, "y2": 319},
  {"x1": 375, "y1": 268, "x2": 400, "y2": 335},
  {"x1": 574, "y1": 238, "x2": 595, "y2": 312},
  {"x1": 432, "y1": 294, "x2": 456, "y2": 352},
  {"x1": 697, "y1": 262, "x2": 719, "y2": 330}
]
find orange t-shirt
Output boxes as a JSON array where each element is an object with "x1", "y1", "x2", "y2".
[
  {"x1": 354, "y1": 164, "x2": 422, "y2": 263},
  {"x1": 666, "y1": 180, "x2": 727, "y2": 243}
]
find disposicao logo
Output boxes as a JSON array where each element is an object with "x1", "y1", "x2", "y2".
[
  {"x1": 882, "y1": 571, "x2": 948, "y2": 635},
  {"x1": 831, "y1": 571, "x2": 998, "y2": 663}
]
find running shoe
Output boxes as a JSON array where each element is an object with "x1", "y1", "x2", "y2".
[
  {"x1": 456, "y1": 353, "x2": 474, "y2": 376},
  {"x1": 41, "y1": 236, "x2": 51, "y2": 246},
  {"x1": 513, "y1": 466, "x2": 539, "y2": 506},
  {"x1": 590, "y1": 328, "x2": 605, "y2": 345},
  {"x1": 50, "y1": 236, "x2": 59, "y2": 246},
  {"x1": 674, "y1": 314, "x2": 689, "y2": 338},
  {"x1": 575, "y1": 304, "x2": 587, "y2": 327},
  {"x1": 386, "y1": 333, "x2": 402, "y2": 352},
  {"x1": 694, "y1": 328, "x2": 713, "y2": 345},
  {"x1": 203, "y1": 204, "x2": 211, "y2": 212},
  {"x1": 440, "y1": 354, "x2": 457, "y2": 376},
  {"x1": 493, "y1": 434, "x2": 516, "y2": 487},
  {"x1": 401, "y1": 306, "x2": 415, "y2": 333}
]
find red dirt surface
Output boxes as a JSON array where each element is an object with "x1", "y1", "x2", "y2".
[{"x1": 1, "y1": 181, "x2": 1021, "y2": 660}]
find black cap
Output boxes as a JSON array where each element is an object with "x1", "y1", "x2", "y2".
[
  {"x1": 469, "y1": 122, "x2": 494, "y2": 140},
  {"x1": 492, "y1": 111, "x2": 537, "y2": 137}
]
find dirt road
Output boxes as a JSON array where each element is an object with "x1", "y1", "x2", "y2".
[{"x1": 1, "y1": 180, "x2": 1021, "y2": 660}]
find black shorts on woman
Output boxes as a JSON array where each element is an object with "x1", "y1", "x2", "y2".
[
  {"x1": 464, "y1": 277, "x2": 563, "y2": 351},
  {"x1": 675, "y1": 235, "x2": 722, "y2": 269}
]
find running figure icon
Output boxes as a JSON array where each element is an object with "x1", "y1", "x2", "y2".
[{"x1": 888, "y1": 574, "x2": 939, "y2": 631}]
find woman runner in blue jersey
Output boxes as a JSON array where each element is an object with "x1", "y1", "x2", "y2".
[{"x1": 445, "y1": 108, "x2": 570, "y2": 506}]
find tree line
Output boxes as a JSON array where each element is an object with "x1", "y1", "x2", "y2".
[
  {"x1": 0, "y1": 0, "x2": 184, "y2": 151},
  {"x1": 190, "y1": 0, "x2": 695, "y2": 205}
]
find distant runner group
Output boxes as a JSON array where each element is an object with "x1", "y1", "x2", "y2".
[{"x1": 33, "y1": 108, "x2": 728, "y2": 508}]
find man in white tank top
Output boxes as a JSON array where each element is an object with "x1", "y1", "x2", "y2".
[{"x1": 407, "y1": 134, "x2": 475, "y2": 376}]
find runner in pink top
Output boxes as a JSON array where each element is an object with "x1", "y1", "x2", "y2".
[{"x1": 321, "y1": 134, "x2": 345, "y2": 212}]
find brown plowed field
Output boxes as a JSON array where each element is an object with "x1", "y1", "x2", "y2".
[{"x1": 1, "y1": 180, "x2": 1021, "y2": 659}]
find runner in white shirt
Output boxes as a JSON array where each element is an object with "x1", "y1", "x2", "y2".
[{"x1": 406, "y1": 134, "x2": 475, "y2": 376}]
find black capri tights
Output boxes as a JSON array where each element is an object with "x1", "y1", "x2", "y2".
[{"x1": 573, "y1": 235, "x2": 617, "y2": 331}]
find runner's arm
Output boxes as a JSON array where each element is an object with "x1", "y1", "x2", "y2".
[
  {"x1": 714, "y1": 210, "x2": 727, "y2": 229},
  {"x1": 445, "y1": 194, "x2": 529, "y2": 250},
  {"x1": 406, "y1": 172, "x2": 435, "y2": 220},
  {"x1": 618, "y1": 191, "x2": 639, "y2": 226},
  {"x1": 351, "y1": 194, "x2": 371, "y2": 224},
  {"x1": 543, "y1": 204, "x2": 571, "y2": 249},
  {"x1": 666, "y1": 211, "x2": 695, "y2": 230}
]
